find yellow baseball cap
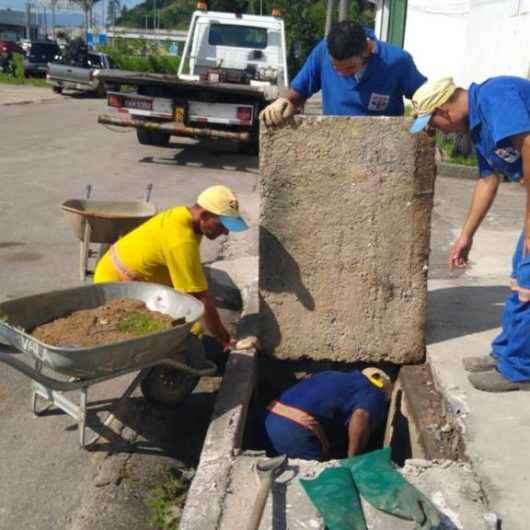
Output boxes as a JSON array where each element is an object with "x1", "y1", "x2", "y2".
[
  {"x1": 197, "y1": 185, "x2": 248, "y2": 232},
  {"x1": 362, "y1": 367, "x2": 393, "y2": 400},
  {"x1": 410, "y1": 77, "x2": 457, "y2": 134}
]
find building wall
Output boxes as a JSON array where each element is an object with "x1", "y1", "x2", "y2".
[
  {"x1": 403, "y1": 1, "x2": 469, "y2": 85},
  {"x1": 462, "y1": 0, "x2": 530, "y2": 85},
  {"x1": 377, "y1": 0, "x2": 530, "y2": 88}
]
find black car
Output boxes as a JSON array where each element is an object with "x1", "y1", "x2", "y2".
[{"x1": 24, "y1": 40, "x2": 61, "y2": 77}]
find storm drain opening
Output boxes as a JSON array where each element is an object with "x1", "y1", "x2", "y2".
[{"x1": 242, "y1": 357, "x2": 466, "y2": 466}]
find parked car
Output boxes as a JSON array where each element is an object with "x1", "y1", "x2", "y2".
[
  {"x1": 0, "y1": 40, "x2": 25, "y2": 55},
  {"x1": 47, "y1": 52, "x2": 113, "y2": 95},
  {"x1": 18, "y1": 39, "x2": 32, "y2": 53},
  {"x1": 24, "y1": 40, "x2": 61, "y2": 77}
]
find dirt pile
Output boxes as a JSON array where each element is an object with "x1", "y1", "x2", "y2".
[{"x1": 32, "y1": 298, "x2": 183, "y2": 348}]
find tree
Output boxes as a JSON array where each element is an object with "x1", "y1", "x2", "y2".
[{"x1": 107, "y1": 0, "x2": 121, "y2": 27}]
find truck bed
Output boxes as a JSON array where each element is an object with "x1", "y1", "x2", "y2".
[{"x1": 96, "y1": 69, "x2": 266, "y2": 100}]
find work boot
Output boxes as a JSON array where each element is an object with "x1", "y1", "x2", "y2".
[
  {"x1": 462, "y1": 355, "x2": 497, "y2": 373},
  {"x1": 468, "y1": 370, "x2": 530, "y2": 392}
]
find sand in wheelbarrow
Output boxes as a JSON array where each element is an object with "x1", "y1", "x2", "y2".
[{"x1": 31, "y1": 298, "x2": 185, "y2": 348}]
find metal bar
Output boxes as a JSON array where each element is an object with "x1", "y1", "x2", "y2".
[
  {"x1": 79, "y1": 388, "x2": 87, "y2": 447},
  {"x1": 32, "y1": 382, "x2": 85, "y2": 422},
  {"x1": 325, "y1": 0, "x2": 335, "y2": 35},
  {"x1": 338, "y1": 0, "x2": 348, "y2": 21},
  {"x1": 0, "y1": 347, "x2": 216, "y2": 391},
  {"x1": 80, "y1": 221, "x2": 92, "y2": 282},
  {"x1": 85, "y1": 369, "x2": 147, "y2": 446},
  {"x1": 97, "y1": 114, "x2": 252, "y2": 142}
]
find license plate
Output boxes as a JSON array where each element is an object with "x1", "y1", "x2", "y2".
[
  {"x1": 124, "y1": 97, "x2": 152, "y2": 111},
  {"x1": 174, "y1": 106, "x2": 185, "y2": 123}
]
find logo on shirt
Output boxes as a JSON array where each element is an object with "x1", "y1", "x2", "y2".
[
  {"x1": 494, "y1": 147, "x2": 520, "y2": 164},
  {"x1": 368, "y1": 93, "x2": 390, "y2": 111}
]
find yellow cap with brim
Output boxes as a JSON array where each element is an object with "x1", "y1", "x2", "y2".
[
  {"x1": 362, "y1": 367, "x2": 393, "y2": 400},
  {"x1": 197, "y1": 185, "x2": 249, "y2": 232},
  {"x1": 410, "y1": 77, "x2": 457, "y2": 134}
]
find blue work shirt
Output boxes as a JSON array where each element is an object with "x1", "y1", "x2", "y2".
[
  {"x1": 468, "y1": 76, "x2": 530, "y2": 181},
  {"x1": 279, "y1": 370, "x2": 388, "y2": 433},
  {"x1": 290, "y1": 37, "x2": 426, "y2": 116}
]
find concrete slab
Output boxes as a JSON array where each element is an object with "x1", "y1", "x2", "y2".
[
  {"x1": 220, "y1": 454, "x2": 492, "y2": 530},
  {"x1": 427, "y1": 175, "x2": 528, "y2": 530},
  {"x1": 259, "y1": 116, "x2": 435, "y2": 363}
]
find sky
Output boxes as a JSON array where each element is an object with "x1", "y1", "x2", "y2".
[
  {"x1": 0, "y1": 0, "x2": 143, "y2": 15},
  {"x1": 0, "y1": 0, "x2": 144, "y2": 28}
]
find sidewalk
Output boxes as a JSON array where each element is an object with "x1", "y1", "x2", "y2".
[
  {"x1": 0, "y1": 83, "x2": 61, "y2": 105},
  {"x1": 427, "y1": 175, "x2": 529, "y2": 529}
]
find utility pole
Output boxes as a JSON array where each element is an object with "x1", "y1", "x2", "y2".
[
  {"x1": 338, "y1": 0, "x2": 348, "y2": 22},
  {"x1": 26, "y1": 1, "x2": 32, "y2": 40},
  {"x1": 325, "y1": 0, "x2": 335, "y2": 35},
  {"x1": 44, "y1": 6, "x2": 48, "y2": 38},
  {"x1": 51, "y1": 0, "x2": 56, "y2": 39}
]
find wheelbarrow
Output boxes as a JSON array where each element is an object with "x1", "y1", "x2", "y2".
[
  {"x1": 61, "y1": 184, "x2": 157, "y2": 281},
  {"x1": 0, "y1": 282, "x2": 217, "y2": 448}
]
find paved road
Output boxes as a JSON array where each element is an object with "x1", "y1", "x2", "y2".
[{"x1": 0, "y1": 95, "x2": 258, "y2": 530}]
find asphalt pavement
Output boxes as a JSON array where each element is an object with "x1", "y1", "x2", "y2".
[{"x1": 0, "y1": 90, "x2": 258, "y2": 530}]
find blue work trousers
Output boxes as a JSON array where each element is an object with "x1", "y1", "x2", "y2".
[{"x1": 492, "y1": 232, "x2": 530, "y2": 381}]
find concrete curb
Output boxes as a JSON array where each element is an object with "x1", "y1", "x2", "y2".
[
  {"x1": 180, "y1": 259, "x2": 259, "y2": 530},
  {"x1": 2, "y1": 97, "x2": 60, "y2": 106},
  {"x1": 436, "y1": 161, "x2": 478, "y2": 180}
]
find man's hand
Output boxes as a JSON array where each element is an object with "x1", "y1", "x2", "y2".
[
  {"x1": 260, "y1": 97, "x2": 295, "y2": 127},
  {"x1": 223, "y1": 336, "x2": 237, "y2": 353},
  {"x1": 448, "y1": 234, "x2": 473, "y2": 270}
]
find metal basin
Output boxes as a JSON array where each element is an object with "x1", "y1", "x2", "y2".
[
  {"x1": 61, "y1": 199, "x2": 157, "y2": 243},
  {"x1": 0, "y1": 282, "x2": 204, "y2": 379}
]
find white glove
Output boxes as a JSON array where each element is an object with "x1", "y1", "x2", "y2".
[{"x1": 260, "y1": 97, "x2": 295, "y2": 127}]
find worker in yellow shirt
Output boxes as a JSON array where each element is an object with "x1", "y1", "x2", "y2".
[{"x1": 94, "y1": 185, "x2": 248, "y2": 350}]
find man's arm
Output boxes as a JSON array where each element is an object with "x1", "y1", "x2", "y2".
[
  {"x1": 511, "y1": 132, "x2": 530, "y2": 255},
  {"x1": 286, "y1": 88, "x2": 306, "y2": 109},
  {"x1": 400, "y1": 51, "x2": 427, "y2": 100},
  {"x1": 449, "y1": 173, "x2": 500, "y2": 270},
  {"x1": 260, "y1": 41, "x2": 323, "y2": 127},
  {"x1": 192, "y1": 290, "x2": 233, "y2": 349},
  {"x1": 347, "y1": 409, "x2": 371, "y2": 457}
]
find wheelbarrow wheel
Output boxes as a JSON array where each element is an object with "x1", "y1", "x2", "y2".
[{"x1": 140, "y1": 335, "x2": 205, "y2": 407}]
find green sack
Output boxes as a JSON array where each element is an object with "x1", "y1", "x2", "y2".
[
  {"x1": 341, "y1": 448, "x2": 442, "y2": 530},
  {"x1": 300, "y1": 467, "x2": 368, "y2": 530}
]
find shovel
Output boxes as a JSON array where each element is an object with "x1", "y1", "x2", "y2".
[{"x1": 245, "y1": 454, "x2": 287, "y2": 530}]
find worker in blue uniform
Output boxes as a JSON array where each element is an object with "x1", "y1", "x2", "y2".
[
  {"x1": 410, "y1": 76, "x2": 530, "y2": 392},
  {"x1": 260, "y1": 20, "x2": 426, "y2": 126},
  {"x1": 261, "y1": 368, "x2": 392, "y2": 460}
]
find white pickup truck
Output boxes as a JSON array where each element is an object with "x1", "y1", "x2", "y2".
[
  {"x1": 97, "y1": 9, "x2": 288, "y2": 153},
  {"x1": 47, "y1": 52, "x2": 112, "y2": 96}
]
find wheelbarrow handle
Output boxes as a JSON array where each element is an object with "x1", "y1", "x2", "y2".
[
  {"x1": 0, "y1": 346, "x2": 88, "y2": 392},
  {"x1": 163, "y1": 357, "x2": 217, "y2": 377}
]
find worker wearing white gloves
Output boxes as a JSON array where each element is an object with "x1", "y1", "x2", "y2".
[{"x1": 260, "y1": 20, "x2": 425, "y2": 127}]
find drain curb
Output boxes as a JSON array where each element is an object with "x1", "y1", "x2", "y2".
[{"x1": 180, "y1": 261, "x2": 259, "y2": 530}]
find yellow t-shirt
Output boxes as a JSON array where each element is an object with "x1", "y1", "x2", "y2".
[{"x1": 94, "y1": 206, "x2": 207, "y2": 293}]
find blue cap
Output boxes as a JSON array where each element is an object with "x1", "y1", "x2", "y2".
[
  {"x1": 410, "y1": 113, "x2": 432, "y2": 134},
  {"x1": 220, "y1": 215, "x2": 249, "y2": 232}
]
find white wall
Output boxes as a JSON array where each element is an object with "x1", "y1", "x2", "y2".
[
  {"x1": 461, "y1": 0, "x2": 530, "y2": 85},
  {"x1": 403, "y1": 0, "x2": 470, "y2": 85},
  {"x1": 373, "y1": 0, "x2": 530, "y2": 88}
]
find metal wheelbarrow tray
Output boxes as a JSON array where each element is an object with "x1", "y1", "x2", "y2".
[
  {"x1": 61, "y1": 199, "x2": 157, "y2": 281},
  {"x1": 61, "y1": 199, "x2": 157, "y2": 244},
  {"x1": 0, "y1": 282, "x2": 216, "y2": 447}
]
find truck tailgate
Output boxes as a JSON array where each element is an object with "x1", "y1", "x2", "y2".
[{"x1": 48, "y1": 63, "x2": 92, "y2": 84}]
